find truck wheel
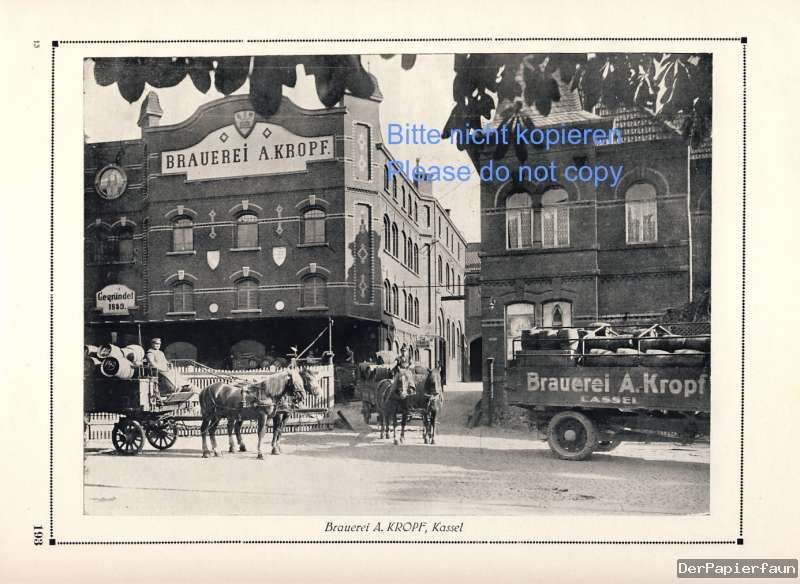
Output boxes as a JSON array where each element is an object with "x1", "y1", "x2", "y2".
[{"x1": 547, "y1": 411, "x2": 598, "y2": 461}]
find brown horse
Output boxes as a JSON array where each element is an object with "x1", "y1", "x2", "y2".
[
  {"x1": 199, "y1": 368, "x2": 321, "y2": 459},
  {"x1": 377, "y1": 368, "x2": 416, "y2": 445},
  {"x1": 411, "y1": 368, "x2": 443, "y2": 444}
]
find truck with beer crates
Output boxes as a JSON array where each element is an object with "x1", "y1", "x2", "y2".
[{"x1": 503, "y1": 323, "x2": 710, "y2": 460}]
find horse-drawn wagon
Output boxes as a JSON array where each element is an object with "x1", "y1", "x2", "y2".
[
  {"x1": 85, "y1": 345, "x2": 333, "y2": 457},
  {"x1": 84, "y1": 371, "x2": 191, "y2": 455},
  {"x1": 503, "y1": 323, "x2": 711, "y2": 460}
]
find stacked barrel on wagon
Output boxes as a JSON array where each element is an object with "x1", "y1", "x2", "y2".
[
  {"x1": 84, "y1": 343, "x2": 180, "y2": 455},
  {"x1": 506, "y1": 323, "x2": 711, "y2": 460}
]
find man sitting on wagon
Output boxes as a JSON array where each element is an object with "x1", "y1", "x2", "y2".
[
  {"x1": 392, "y1": 345, "x2": 412, "y2": 375},
  {"x1": 145, "y1": 337, "x2": 196, "y2": 394}
]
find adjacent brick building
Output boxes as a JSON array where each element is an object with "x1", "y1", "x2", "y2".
[
  {"x1": 468, "y1": 84, "x2": 711, "y2": 401},
  {"x1": 85, "y1": 84, "x2": 466, "y2": 378}
]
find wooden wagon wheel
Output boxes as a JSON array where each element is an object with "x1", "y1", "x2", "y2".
[
  {"x1": 111, "y1": 418, "x2": 145, "y2": 455},
  {"x1": 145, "y1": 416, "x2": 178, "y2": 450}
]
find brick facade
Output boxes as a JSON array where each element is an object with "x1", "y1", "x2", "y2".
[{"x1": 84, "y1": 87, "x2": 466, "y2": 378}]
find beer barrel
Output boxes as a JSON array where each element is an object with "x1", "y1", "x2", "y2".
[
  {"x1": 100, "y1": 356, "x2": 134, "y2": 379},
  {"x1": 122, "y1": 344, "x2": 145, "y2": 365},
  {"x1": 96, "y1": 344, "x2": 125, "y2": 360}
]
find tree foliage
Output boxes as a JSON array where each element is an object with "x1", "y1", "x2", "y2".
[{"x1": 92, "y1": 52, "x2": 711, "y2": 156}]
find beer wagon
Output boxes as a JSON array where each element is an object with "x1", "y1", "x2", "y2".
[
  {"x1": 503, "y1": 323, "x2": 710, "y2": 460},
  {"x1": 83, "y1": 374, "x2": 191, "y2": 455}
]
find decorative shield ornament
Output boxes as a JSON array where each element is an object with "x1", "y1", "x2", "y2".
[
  {"x1": 206, "y1": 250, "x2": 220, "y2": 271},
  {"x1": 234, "y1": 110, "x2": 256, "y2": 138},
  {"x1": 272, "y1": 246, "x2": 286, "y2": 266}
]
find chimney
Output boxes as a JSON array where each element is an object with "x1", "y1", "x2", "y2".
[{"x1": 138, "y1": 91, "x2": 163, "y2": 132}]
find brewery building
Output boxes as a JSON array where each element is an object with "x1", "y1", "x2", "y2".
[
  {"x1": 467, "y1": 82, "x2": 712, "y2": 386},
  {"x1": 85, "y1": 81, "x2": 467, "y2": 379}
]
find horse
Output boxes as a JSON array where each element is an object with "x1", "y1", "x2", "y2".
[
  {"x1": 356, "y1": 362, "x2": 394, "y2": 423},
  {"x1": 199, "y1": 368, "x2": 321, "y2": 459},
  {"x1": 376, "y1": 368, "x2": 416, "y2": 445},
  {"x1": 410, "y1": 368, "x2": 444, "y2": 444}
]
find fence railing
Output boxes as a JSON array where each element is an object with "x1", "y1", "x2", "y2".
[{"x1": 86, "y1": 363, "x2": 334, "y2": 440}]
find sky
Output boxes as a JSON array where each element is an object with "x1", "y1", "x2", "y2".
[{"x1": 83, "y1": 55, "x2": 481, "y2": 242}]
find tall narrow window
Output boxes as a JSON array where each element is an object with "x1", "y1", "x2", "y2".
[
  {"x1": 446, "y1": 263, "x2": 450, "y2": 290},
  {"x1": 384, "y1": 163, "x2": 390, "y2": 191},
  {"x1": 303, "y1": 209, "x2": 326, "y2": 244},
  {"x1": 413, "y1": 244, "x2": 419, "y2": 273},
  {"x1": 438, "y1": 256, "x2": 443, "y2": 285},
  {"x1": 172, "y1": 217, "x2": 193, "y2": 252},
  {"x1": 505, "y1": 191, "x2": 532, "y2": 249},
  {"x1": 414, "y1": 297, "x2": 419, "y2": 324},
  {"x1": 172, "y1": 282, "x2": 194, "y2": 313},
  {"x1": 541, "y1": 188, "x2": 570, "y2": 248},
  {"x1": 383, "y1": 215, "x2": 390, "y2": 251},
  {"x1": 236, "y1": 212, "x2": 259, "y2": 248},
  {"x1": 92, "y1": 225, "x2": 111, "y2": 263},
  {"x1": 115, "y1": 227, "x2": 134, "y2": 263},
  {"x1": 506, "y1": 302, "x2": 536, "y2": 360},
  {"x1": 302, "y1": 275, "x2": 327, "y2": 307},
  {"x1": 236, "y1": 279, "x2": 259, "y2": 310},
  {"x1": 391, "y1": 223, "x2": 398, "y2": 256},
  {"x1": 392, "y1": 285, "x2": 399, "y2": 314},
  {"x1": 625, "y1": 183, "x2": 658, "y2": 243},
  {"x1": 401, "y1": 231, "x2": 407, "y2": 264},
  {"x1": 392, "y1": 176, "x2": 398, "y2": 200},
  {"x1": 457, "y1": 274, "x2": 461, "y2": 294},
  {"x1": 384, "y1": 280, "x2": 391, "y2": 311},
  {"x1": 402, "y1": 290, "x2": 408, "y2": 320}
]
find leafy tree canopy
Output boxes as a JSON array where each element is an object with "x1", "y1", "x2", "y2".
[{"x1": 92, "y1": 53, "x2": 711, "y2": 159}]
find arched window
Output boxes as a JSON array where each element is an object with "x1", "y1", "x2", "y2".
[
  {"x1": 303, "y1": 209, "x2": 326, "y2": 244},
  {"x1": 414, "y1": 297, "x2": 419, "y2": 324},
  {"x1": 552, "y1": 305, "x2": 563, "y2": 327},
  {"x1": 626, "y1": 183, "x2": 657, "y2": 243},
  {"x1": 391, "y1": 223, "x2": 399, "y2": 256},
  {"x1": 506, "y1": 302, "x2": 536, "y2": 360},
  {"x1": 392, "y1": 285, "x2": 399, "y2": 314},
  {"x1": 542, "y1": 301, "x2": 572, "y2": 328},
  {"x1": 302, "y1": 275, "x2": 327, "y2": 307},
  {"x1": 401, "y1": 185, "x2": 406, "y2": 209},
  {"x1": 401, "y1": 231, "x2": 407, "y2": 264},
  {"x1": 414, "y1": 201, "x2": 418, "y2": 222},
  {"x1": 413, "y1": 244, "x2": 419, "y2": 273},
  {"x1": 383, "y1": 215, "x2": 391, "y2": 251},
  {"x1": 384, "y1": 280, "x2": 391, "y2": 311},
  {"x1": 505, "y1": 191, "x2": 532, "y2": 250},
  {"x1": 172, "y1": 281, "x2": 194, "y2": 313},
  {"x1": 236, "y1": 212, "x2": 259, "y2": 248},
  {"x1": 402, "y1": 290, "x2": 408, "y2": 320},
  {"x1": 457, "y1": 274, "x2": 461, "y2": 294},
  {"x1": 172, "y1": 217, "x2": 193, "y2": 252},
  {"x1": 437, "y1": 256, "x2": 443, "y2": 285},
  {"x1": 114, "y1": 226, "x2": 134, "y2": 263},
  {"x1": 446, "y1": 318, "x2": 451, "y2": 355},
  {"x1": 446, "y1": 263, "x2": 450, "y2": 290},
  {"x1": 235, "y1": 278, "x2": 259, "y2": 310},
  {"x1": 384, "y1": 164, "x2": 390, "y2": 191},
  {"x1": 392, "y1": 176, "x2": 398, "y2": 200},
  {"x1": 541, "y1": 188, "x2": 570, "y2": 248},
  {"x1": 90, "y1": 224, "x2": 111, "y2": 263}
]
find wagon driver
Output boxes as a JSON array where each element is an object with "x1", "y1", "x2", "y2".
[{"x1": 145, "y1": 337, "x2": 195, "y2": 393}]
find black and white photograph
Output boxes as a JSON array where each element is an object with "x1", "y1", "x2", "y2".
[{"x1": 82, "y1": 52, "x2": 712, "y2": 516}]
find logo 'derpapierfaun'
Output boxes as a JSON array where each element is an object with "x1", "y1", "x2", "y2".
[{"x1": 234, "y1": 110, "x2": 256, "y2": 139}]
